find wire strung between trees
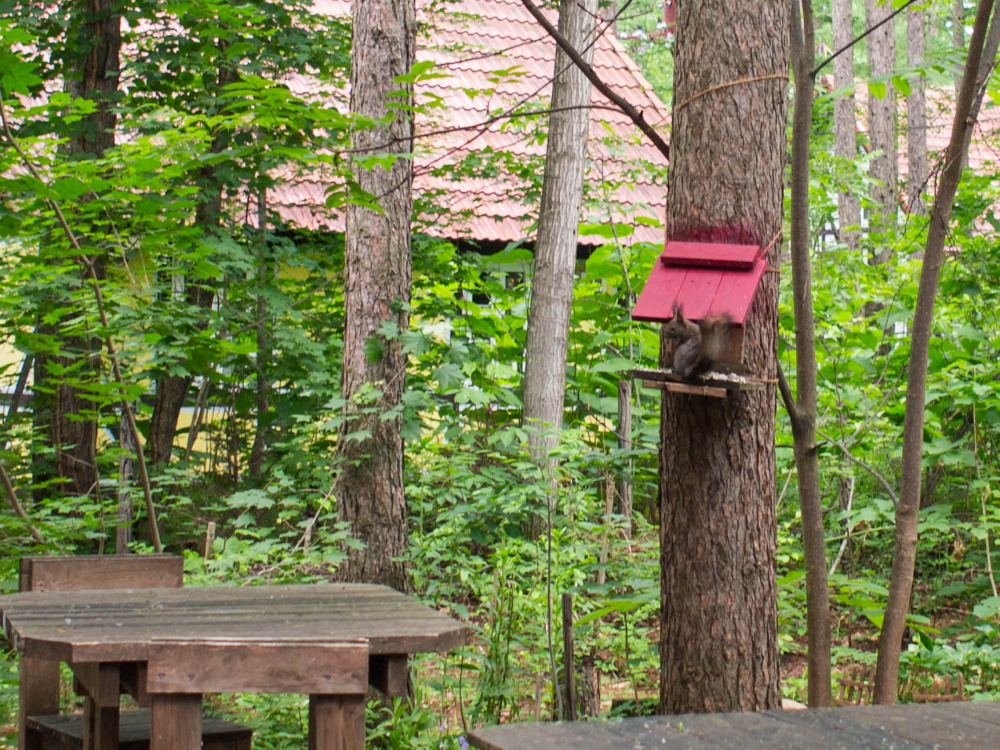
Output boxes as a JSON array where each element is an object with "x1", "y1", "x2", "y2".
[{"x1": 672, "y1": 73, "x2": 789, "y2": 115}]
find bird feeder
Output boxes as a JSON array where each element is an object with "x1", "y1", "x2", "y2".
[{"x1": 631, "y1": 240, "x2": 768, "y2": 396}]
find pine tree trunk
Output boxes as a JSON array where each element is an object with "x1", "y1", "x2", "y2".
[
  {"x1": 334, "y1": 0, "x2": 415, "y2": 590},
  {"x1": 522, "y1": 0, "x2": 596, "y2": 525},
  {"x1": 906, "y1": 8, "x2": 927, "y2": 215},
  {"x1": 832, "y1": 0, "x2": 861, "y2": 249},
  {"x1": 866, "y1": 0, "x2": 898, "y2": 257},
  {"x1": 659, "y1": 0, "x2": 786, "y2": 714},
  {"x1": 33, "y1": 0, "x2": 120, "y2": 499}
]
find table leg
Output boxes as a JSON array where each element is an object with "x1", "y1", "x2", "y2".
[
  {"x1": 82, "y1": 697, "x2": 120, "y2": 750},
  {"x1": 72, "y1": 662, "x2": 121, "y2": 750},
  {"x1": 308, "y1": 694, "x2": 366, "y2": 750},
  {"x1": 150, "y1": 693, "x2": 202, "y2": 750},
  {"x1": 369, "y1": 654, "x2": 409, "y2": 697},
  {"x1": 18, "y1": 655, "x2": 60, "y2": 750}
]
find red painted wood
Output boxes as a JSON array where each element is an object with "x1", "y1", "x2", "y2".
[
  {"x1": 706, "y1": 259, "x2": 767, "y2": 324},
  {"x1": 632, "y1": 259, "x2": 765, "y2": 324},
  {"x1": 631, "y1": 260, "x2": 685, "y2": 322},
  {"x1": 660, "y1": 241, "x2": 760, "y2": 269}
]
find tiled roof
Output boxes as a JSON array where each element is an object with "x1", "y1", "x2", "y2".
[{"x1": 273, "y1": 0, "x2": 670, "y2": 245}]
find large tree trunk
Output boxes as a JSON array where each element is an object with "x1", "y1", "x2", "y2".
[
  {"x1": 832, "y1": 0, "x2": 861, "y2": 249},
  {"x1": 866, "y1": 0, "x2": 897, "y2": 258},
  {"x1": 906, "y1": 7, "x2": 928, "y2": 215},
  {"x1": 32, "y1": 0, "x2": 120, "y2": 499},
  {"x1": 334, "y1": 0, "x2": 415, "y2": 591},
  {"x1": 659, "y1": 0, "x2": 787, "y2": 714},
  {"x1": 522, "y1": 0, "x2": 597, "y2": 501}
]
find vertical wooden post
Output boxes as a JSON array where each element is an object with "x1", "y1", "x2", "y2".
[
  {"x1": 616, "y1": 380, "x2": 633, "y2": 539},
  {"x1": 561, "y1": 593, "x2": 576, "y2": 721}
]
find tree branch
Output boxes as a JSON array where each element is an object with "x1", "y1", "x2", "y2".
[
  {"x1": 813, "y1": 0, "x2": 921, "y2": 77},
  {"x1": 519, "y1": 0, "x2": 670, "y2": 160}
]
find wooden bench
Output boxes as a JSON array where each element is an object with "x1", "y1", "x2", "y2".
[
  {"x1": 146, "y1": 638, "x2": 370, "y2": 750},
  {"x1": 17, "y1": 555, "x2": 252, "y2": 750}
]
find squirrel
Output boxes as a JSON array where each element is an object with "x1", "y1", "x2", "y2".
[{"x1": 663, "y1": 302, "x2": 732, "y2": 378}]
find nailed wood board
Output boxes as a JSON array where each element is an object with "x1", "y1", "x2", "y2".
[
  {"x1": 633, "y1": 369, "x2": 765, "y2": 392},
  {"x1": 0, "y1": 583, "x2": 468, "y2": 664},
  {"x1": 661, "y1": 241, "x2": 760, "y2": 269},
  {"x1": 469, "y1": 704, "x2": 1000, "y2": 749},
  {"x1": 632, "y1": 259, "x2": 766, "y2": 325},
  {"x1": 27, "y1": 710, "x2": 252, "y2": 749}
]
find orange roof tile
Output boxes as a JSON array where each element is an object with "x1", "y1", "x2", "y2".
[{"x1": 277, "y1": 0, "x2": 670, "y2": 246}]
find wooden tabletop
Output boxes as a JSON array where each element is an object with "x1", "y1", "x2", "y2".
[
  {"x1": 0, "y1": 583, "x2": 468, "y2": 664},
  {"x1": 469, "y1": 702, "x2": 1000, "y2": 749}
]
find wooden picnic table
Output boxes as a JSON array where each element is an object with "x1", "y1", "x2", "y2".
[
  {"x1": 0, "y1": 582, "x2": 468, "y2": 749},
  {"x1": 469, "y1": 701, "x2": 1000, "y2": 749}
]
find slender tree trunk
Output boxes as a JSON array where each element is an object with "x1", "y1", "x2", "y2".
[
  {"x1": 954, "y1": 0, "x2": 967, "y2": 94},
  {"x1": 906, "y1": 7, "x2": 928, "y2": 215},
  {"x1": 832, "y1": 0, "x2": 861, "y2": 249},
  {"x1": 866, "y1": 0, "x2": 897, "y2": 258},
  {"x1": 874, "y1": 0, "x2": 999, "y2": 704},
  {"x1": 249, "y1": 184, "x2": 270, "y2": 479},
  {"x1": 147, "y1": 62, "x2": 235, "y2": 468},
  {"x1": 33, "y1": 0, "x2": 120, "y2": 499},
  {"x1": 789, "y1": 0, "x2": 832, "y2": 708},
  {"x1": 659, "y1": 0, "x2": 787, "y2": 714},
  {"x1": 334, "y1": 0, "x2": 415, "y2": 590},
  {"x1": 523, "y1": 0, "x2": 597, "y2": 468}
]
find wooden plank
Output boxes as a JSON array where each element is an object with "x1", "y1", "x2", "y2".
[
  {"x1": 794, "y1": 704, "x2": 998, "y2": 748},
  {"x1": 632, "y1": 259, "x2": 686, "y2": 321},
  {"x1": 82, "y1": 698, "x2": 120, "y2": 750},
  {"x1": 309, "y1": 694, "x2": 365, "y2": 750},
  {"x1": 660, "y1": 382, "x2": 728, "y2": 398},
  {"x1": 20, "y1": 555, "x2": 183, "y2": 593},
  {"x1": 18, "y1": 655, "x2": 60, "y2": 750},
  {"x1": 26, "y1": 711, "x2": 252, "y2": 749},
  {"x1": 661, "y1": 241, "x2": 759, "y2": 269},
  {"x1": 768, "y1": 706, "x2": 928, "y2": 749},
  {"x1": 146, "y1": 639, "x2": 368, "y2": 695},
  {"x1": 470, "y1": 704, "x2": 1000, "y2": 750},
  {"x1": 673, "y1": 267, "x2": 724, "y2": 320},
  {"x1": 71, "y1": 662, "x2": 120, "y2": 707},
  {"x1": 0, "y1": 584, "x2": 468, "y2": 664},
  {"x1": 150, "y1": 693, "x2": 202, "y2": 750},
  {"x1": 705, "y1": 259, "x2": 767, "y2": 324}
]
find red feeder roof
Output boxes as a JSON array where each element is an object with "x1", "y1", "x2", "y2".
[{"x1": 632, "y1": 241, "x2": 766, "y2": 325}]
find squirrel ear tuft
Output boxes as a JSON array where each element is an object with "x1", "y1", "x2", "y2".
[{"x1": 672, "y1": 301, "x2": 682, "y2": 317}]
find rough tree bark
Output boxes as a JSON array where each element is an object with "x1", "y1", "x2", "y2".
[
  {"x1": 659, "y1": 0, "x2": 787, "y2": 714},
  {"x1": 874, "y1": 0, "x2": 999, "y2": 704},
  {"x1": 32, "y1": 0, "x2": 120, "y2": 499},
  {"x1": 788, "y1": 0, "x2": 832, "y2": 708},
  {"x1": 522, "y1": 0, "x2": 597, "y2": 492},
  {"x1": 866, "y1": 0, "x2": 898, "y2": 258},
  {"x1": 832, "y1": 0, "x2": 861, "y2": 250},
  {"x1": 334, "y1": 0, "x2": 415, "y2": 591},
  {"x1": 906, "y1": 7, "x2": 927, "y2": 215}
]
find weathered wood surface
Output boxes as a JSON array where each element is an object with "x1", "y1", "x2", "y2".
[
  {"x1": 146, "y1": 639, "x2": 368, "y2": 695},
  {"x1": 469, "y1": 702, "x2": 1000, "y2": 749},
  {"x1": 19, "y1": 555, "x2": 184, "y2": 593},
  {"x1": 0, "y1": 583, "x2": 468, "y2": 664},
  {"x1": 26, "y1": 710, "x2": 252, "y2": 750}
]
